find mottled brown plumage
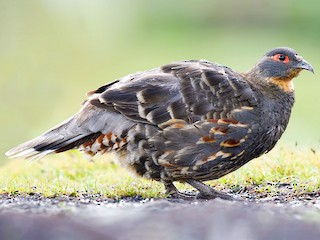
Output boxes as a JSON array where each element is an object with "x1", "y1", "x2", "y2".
[{"x1": 6, "y1": 47, "x2": 314, "y2": 200}]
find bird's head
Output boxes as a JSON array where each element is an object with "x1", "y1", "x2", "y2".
[{"x1": 247, "y1": 47, "x2": 314, "y2": 92}]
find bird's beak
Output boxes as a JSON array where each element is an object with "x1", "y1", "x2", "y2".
[{"x1": 293, "y1": 59, "x2": 314, "y2": 73}]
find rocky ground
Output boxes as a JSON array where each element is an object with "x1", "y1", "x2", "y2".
[{"x1": 1, "y1": 190, "x2": 320, "y2": 240}]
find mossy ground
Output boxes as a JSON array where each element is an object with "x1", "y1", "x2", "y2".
[{"x1": 0, "y1": 146, "x2": 319, "y2": 200}]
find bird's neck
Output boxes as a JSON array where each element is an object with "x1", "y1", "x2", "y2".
[
  {"x1": 244, "y1": 66, "x2": 297, "y2": 93},
  {"x1": 244, "y1": 65, "x2": 295, "y2": 124}
]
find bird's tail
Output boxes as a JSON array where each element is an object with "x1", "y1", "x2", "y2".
[
  {"x1": 5, "y1": 118, "x2": 99, "y2": 160},
  {"x1": 5, "y1": 104, "x2": 114, "y2": 159}
]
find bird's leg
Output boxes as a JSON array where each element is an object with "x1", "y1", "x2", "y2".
[
  {"x1": 163, "y1": 181, "x2": 196, "y2": 200},
  {"x1": 185, "y1": 179, "x2": 242, "y2": 201}
]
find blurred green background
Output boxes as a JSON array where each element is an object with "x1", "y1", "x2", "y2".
[{"x1": 1, "y1": 0, "x2": 319, "y2": 163}]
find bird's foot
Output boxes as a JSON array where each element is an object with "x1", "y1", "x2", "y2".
[
  {"x1": 186, "y1": 179, "x2": 243, "y2": 201},
  {"x1": 196, "y1": 191, "x2": 242, "y2": 201},
  {"x1": 164, "y1": 182, "x2": 197, "y2": 200},
  {"x1": 164, "y1": 180, "x2": 243, "y2": 201},
  {"x1": 167, "y1": 191, "x2": 197, "y2": 200}
]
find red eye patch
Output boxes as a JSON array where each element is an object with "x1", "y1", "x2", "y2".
[{"x1": 271, "y1": 54, "x2": 290, "y2": 64}]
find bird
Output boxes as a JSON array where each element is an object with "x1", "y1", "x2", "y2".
[{"x1": 5, "y1": 47, "x2": 314, "y2": 200}]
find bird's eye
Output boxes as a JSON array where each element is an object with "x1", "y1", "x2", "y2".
[
  {"x1": 278, "y1": 55, "x2": 286, "y2": 61},
  {"x1": 271, "y1": 54, "x2": 290, "y2": 63}
]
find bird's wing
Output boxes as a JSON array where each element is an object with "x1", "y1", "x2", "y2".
[{"x1": 91, "y1": 60, "x2": 258, "y2": 127}]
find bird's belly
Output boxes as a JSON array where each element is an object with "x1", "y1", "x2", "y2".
[
  {"x1": 97, "y1": 119, "x2": 287, "y2": 182},
  {"x1": 121, "y1": 119, "x2": 259, "y2": 181}
]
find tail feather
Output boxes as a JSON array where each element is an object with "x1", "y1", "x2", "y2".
[
  {"x1": 5, "y1": 131, "x2": 89, "y2": 159},
  {"x1": 5, "y1": 112, "x2": 98, "y2": 159}
]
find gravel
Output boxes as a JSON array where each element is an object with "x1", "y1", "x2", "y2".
[{"x1": 1, "y1": 193, "x2": 320, "y2": 240}]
